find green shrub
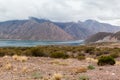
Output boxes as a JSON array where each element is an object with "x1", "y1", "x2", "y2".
[
  {"x1": 0, "y1": 50, "x2": 5, "y2": 56},
  {"x1": 79, "y1": 75, "x2": 89, "y2": 80},
  {"x1": 77, "y1": 56, "x2": 85, "y2": 60},
  {"x1": 22, "y1": 49, "x2": 32, "y2": 56},
  {"x1": 87, "y1": 65, "x2": 95, "y2": 70},
  {"x1": 85, "y1": 47, "x2": 95, "y2": 53},
  {"x1": 31, "y1": 48, "x2": 46, "y2": 57},
  {"x1": 77, "y1": 53, "x2": 85, "y2": 60},
  {"x1": 97, "y1": 56, "x2": 115, "y2": 66},
  {"x1": 50, "y1": 51, "x2": 68, "y2": 59},
  {"x1": 31, "y1": 72, "x2": 42, "y2": 79}
]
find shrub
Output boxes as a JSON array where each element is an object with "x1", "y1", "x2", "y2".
[
  {"x1": 97, "y1": 56, "x2": 115, "y2": 66},
  {"x1": 32, "y1": 72, "x2": 42, "y2": 79},
  {"x1": 77, "y1": 56, "x2": 85, "y2": 60},
  {"x1": 73, "y1": 67, "x2": 87, "y2": 73},
  {"x1": 77, "y1": 53, "x2": 85, "y2": 60},
  {"x1": 5, "y1": 63, "x2": 12, "y2": 70},
  {"x1": 50, "y1": 52, "x2": 68, "y2": 59},
  {"x1": 87, "y1": 65, "x2": 95, "y2": 70},
  {"x1": 0, "y1": 50, "x2": 5, "y2": 56},
  {"x1": 79, "y1": 75, "x2": 89, "y2": 80},
  {"x1": 31, "y1": 48, "x2": 46, "y2": 57},
  {"x1": 12, "y1": 55, "x2": 28, "y2": 62},
  {"x1": 52, "y1": 73, "x2": 63, "y2": 80},
  {"x1": 85, "y1": 47, "x2": 95, "y2": 53},
  {"x1": 22, "y1": 50, "x2": 32, "y2": 56},
  {"x1": 22, "y1": 66, "x2": 28, "y2": 73}
]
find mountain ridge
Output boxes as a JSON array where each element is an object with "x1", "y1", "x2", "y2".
[{"x1": 0, "y1": 17, "x2": 120, "y2": 41}]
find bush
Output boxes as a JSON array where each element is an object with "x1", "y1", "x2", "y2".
[
  {"x1": 77, "y1": 56, "x2": 85, "y2": 60},
  {"x1": 97, "y1": 56, "x2": 115, "y2": 66},
  {"x1": 50, "y1": 51, "x2": 68, "y2": 59},
  {"x1": 31, "y1": 48, "x2": 46, "y2": 57},
  {"x1": 77, "y1": 53, "x2": 85, "y2": 60},
  {"x1": 79, "y1": 75, "x2": 89, "y2": 80},
  {"x1": 85, "y1": 47, "x2": 95, "y2": 53},
  {"x1": 0, "y1": 50, "x2": 6, "y2": 56},
  {"x1": 31, "y1": 72, "x2": 42, "y2": 79},
  {"x1": 87, "y1": 65, "x2": 95, "y2": 70}
]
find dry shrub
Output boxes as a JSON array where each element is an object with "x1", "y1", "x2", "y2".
[
  {"x1": 5, "y1": 63, "x2": 12, "y2": 70},
  {"x1": 12, "y1": 55, "x2": 19, "y2": 60},
  {"x1": 12, "y1": 55, "x2": 28, "y2": 62},
  {"x1": 72, "y1": 67, "x2": 87, "y2": 73},
  {"x1": 52, "y1": 73, "x2": 63, "y2": 80},
  {"x1": 22, "y1": 66, "x2": 28, "y2": 73},
  {"x1": 50, "y1": 60, "x2": 68, "y2": 66},
  {"x1": 86, "y1": 58, "x2": 98, "y2": 62},
  {"x1": 19, "y1": 56, "x2": 28, "y2": 62},
  {"x1": 3, "y1": 55, "x2": 9, "y2": 58},
  {"x1": 115, "y1": 61, "x2": 120, "y2": 65}
]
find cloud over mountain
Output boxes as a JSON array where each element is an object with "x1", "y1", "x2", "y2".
[{"x1": 0, "y1": 0, "x2": 120, "y2": 25}]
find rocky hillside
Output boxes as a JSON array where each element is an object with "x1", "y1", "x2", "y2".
[
  {"x1": 85, "y1": 31, "x2": 120, "y2": 43},
  {"x1": 0, "y1": 17, "x2": 120, "y2": 41},
  {"x1": 85, "y1": 32, "x2": 113, "y2": 43}
]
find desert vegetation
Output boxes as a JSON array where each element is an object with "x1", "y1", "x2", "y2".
[{"x1": 0, "y1": 45, "x2": 120, "y2": 59}]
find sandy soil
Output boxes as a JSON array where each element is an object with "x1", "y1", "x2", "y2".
[{"x1": 0, "y1": 56, "x2": 120, "y2": 80}]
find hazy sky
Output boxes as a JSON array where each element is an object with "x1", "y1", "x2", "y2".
[{"x1": 0, "y1": 0, "x2": 120, "y2": 25}]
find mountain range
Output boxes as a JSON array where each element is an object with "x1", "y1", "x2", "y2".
[{"x1": 0, "y1": 17, "x2": 120, "y2": 41}]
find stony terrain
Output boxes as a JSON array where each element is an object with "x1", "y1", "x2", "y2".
[{"x1": 0, "y1": 56, "x2": 120, "y2": 80}]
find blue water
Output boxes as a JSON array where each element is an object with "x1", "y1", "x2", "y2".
[{"x1": 0, "y1": 40, "x2": 84, "y2": 47}]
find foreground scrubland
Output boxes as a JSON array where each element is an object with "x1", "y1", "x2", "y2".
[{"x1": 0, "y1": 43, "x2": 120, "y2": 80}]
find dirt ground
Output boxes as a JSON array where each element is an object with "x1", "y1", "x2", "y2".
[{"x1": 0, "y1": 56, "x2": 120, "y2": 80}]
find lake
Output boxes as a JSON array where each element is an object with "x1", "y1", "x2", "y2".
[{"x1": 0, "y1": 40, "x2": 84, "y2": 47}]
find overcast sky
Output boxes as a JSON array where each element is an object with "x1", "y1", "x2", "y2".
[{"x1": 0, "y1": 0, "x2": 120, "y2": 25}]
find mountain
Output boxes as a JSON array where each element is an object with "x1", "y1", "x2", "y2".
[
  {"x1": 0, "y1": 18, "x2": 74, "y2": 41},
  {"x1": 0, "y1": 17, "x2": 120, "y2": 41},
  {"x1": 82, "y1": 20, "x2": 120, "y2": 33},
  {"x1": 55, "y1": 19, "x2": 120, "y2": 39}
]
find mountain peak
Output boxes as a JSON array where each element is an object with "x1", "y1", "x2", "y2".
[{"x1": 29, "y1": 17, "x2": 50, "y2": 23}]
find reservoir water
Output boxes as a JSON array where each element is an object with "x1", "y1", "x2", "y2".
[{"x1": 0, "y1": 40, "x2": 84, "y2": 47}]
